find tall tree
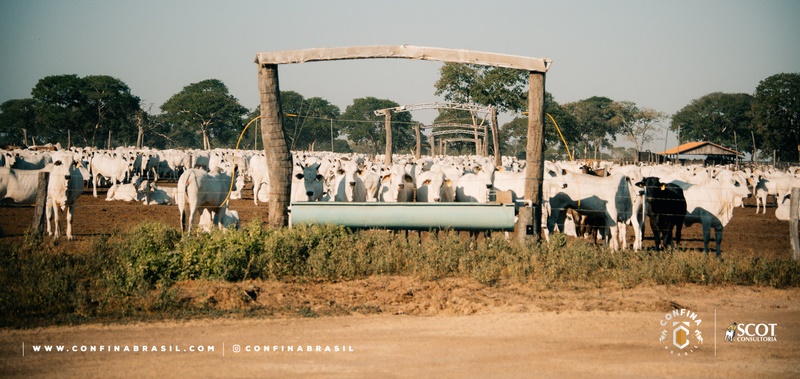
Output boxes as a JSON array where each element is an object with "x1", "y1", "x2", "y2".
[
  {"x1": 752, "y1": 73, "x2": 800, "y2": 162},
  {"x1": 30, "y1": 74, "x2": 91, "y2": 145},
  {"x1": 613, "y1": 101, "x2": 667, "y2": 161},
  {"x1": 30, "y1": 74, "x2": 141, "y2": 147},
  {"x1": 84, "y1": 75, "x2": 141, "y2": 147},
  {"x1": 670, "y1": 92, "x2": 753, "y2": 149},
  {"x1": 280, "y1": 91, "x2": 341, "y2": 151},
  {"x1": 340, "y1": 97, "x2": 415, "y2": 155},
  {"x1": 434, "y1": 63, "x2": 528, "y2": 113},
  {"x1": 161, "y1": 79, "x2": 247, "y2": 149},
  {"x1": 563, "y1": 96, "x2": 618, "y2": 160},
  {"x1": 0, "y1": 98, "x2": 37, "y2": 146},
  {"x1": 134, "y1": 105, "x2": 175, "y2": 149}
]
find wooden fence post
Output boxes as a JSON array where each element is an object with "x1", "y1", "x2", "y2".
[
  {"x1": 491, "y1": 108, "x2": 501, "y2": 168},
  {"x1": 791, "y1": 187, "x2": 800, "y2": 261},
  {"x1": 32, "y1": 171, "x2": 49, "y2": 235},
  {"x1": 258, "y1": 63, "x2": 292, "y2": 228},
  {"x1": 414, "y1": 124, "x2": 421, "y2": 160},
  {"x1": 516, "y1": 71, "x2": 546, "y2": 241},
  {"x1": 383, "y1": 110, "x2": 392, "y2": 165}
]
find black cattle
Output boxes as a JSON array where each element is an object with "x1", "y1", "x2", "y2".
[{"x1": 635, "y1": 177, "x2": 687, "y2": 251}]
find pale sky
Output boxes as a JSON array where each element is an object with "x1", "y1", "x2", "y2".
[{"x1": 1, "y1": 0, "x2": 798, "y2": 150}]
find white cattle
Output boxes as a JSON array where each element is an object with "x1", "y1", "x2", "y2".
[
  {"x1": 176, "y1": 168, "x2": 231, "y2": 233},
  {"x1": 46, "y1": 160, "x2": 84, "y2": 240},
  {"x1": 673, "y1": 176, "x2": 751, "y2": 257},
  {"x1": 547, "y1": 172, "x2": 641, "y2": 251},
  {"x1": 11, "y1": 152, "x2": 51, "y2": 170},
  {"x1": 105, "y1": 176, "x2": 144, "y2": 202},
  {"x1": 378, "y1": 166, "x2": 415, "y2": 202},
  {"x1": 332, "y1": 160, "x2": 366, "y2": 202},
  {"x1": 229, "y1": 173, "x2": 246, "y2": 201},
  {"x1": 0, "y1": 165, "x2": 51, "y2": 205},
  {"x1": 199, "y1": 208, "x2": 240, "y2": 232},
  {"x1": 753, "y1": 176, "x2": 770, "y2": 214},
  {"x1": 455, "y1": 165, "x2": 494, "y2": 203},
  {"x1": 207, "y1": 151, "x2": 225, "y2": 172},
  {"x1": 143, "y1": 182, "x2": 175, "y2": 205},
  {"x1": 359, "y1": 166, "x2": 381, "y2": 202},
  {"x1": 90, "y1": 153, "x2": 133, "y2": 197},
  {"x1": 192, "y1": 151, "x2": 210, "y2": 169},
  {"x1": 292, "y1": 163, "x2": 325, "y2": 202},
  {"x1": 752, "y1": 173, "x2": 800, "y2": 207},
  {"x1": 249, "y1": 154, "x2": 270, "y2": 205},
  {"x1": 415, "y1": 170, "x2": 454, "y2": 202},
  {"x1": 775, "y1": 193, "x2": 792, "y2": 221},
  {"x1": 1, "y1": 151, "x2": 16, "y2": 167},
  {"x1": 492, "y1": 168, "x2": 525, "y2": 201},
  {"x1": 159, "y1": 149, "x2": 191, "y2": 180},
  {"x1": 140, "y1": 152, "x2": 160, "y2": 181}
]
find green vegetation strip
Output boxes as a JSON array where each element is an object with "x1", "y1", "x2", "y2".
[{"x1": 2, "y1": 222, "x2": 799, "y2": 327}]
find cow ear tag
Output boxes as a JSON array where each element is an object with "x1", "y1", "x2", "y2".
[{"x1": 660, "y1": 184, "x2": 665, "y2": 190}]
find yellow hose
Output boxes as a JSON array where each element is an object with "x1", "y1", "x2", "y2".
[
  {"x1": 222, "y1": 116, "x2": 260, "y2": 206},
  {"x1": 546, "y1": 112, "x2": 579, "y2": 208}
]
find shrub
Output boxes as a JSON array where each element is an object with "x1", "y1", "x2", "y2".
[
  {"x1": 2, "y1": 221, "x2": 800, "y2": 327},
  {"x1": 106, "y1": 222, "x2": 182, "y2": 295}
]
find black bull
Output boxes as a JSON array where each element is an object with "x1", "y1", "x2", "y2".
[{"x1": 635, "y1": 177, "x2": 687, "y2": 250}]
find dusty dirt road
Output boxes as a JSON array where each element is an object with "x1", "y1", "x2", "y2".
[{"x1": 1, "y1": 284, "x2": 798, "y2": 378}]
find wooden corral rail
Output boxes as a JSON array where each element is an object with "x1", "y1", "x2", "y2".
[{"x1": 256, "y1": 45, "x2": 551, "y2": 241}]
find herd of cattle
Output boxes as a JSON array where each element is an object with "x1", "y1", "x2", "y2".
[{"x1": 2, "y1": 146, "x2": 799, "y2": 256}]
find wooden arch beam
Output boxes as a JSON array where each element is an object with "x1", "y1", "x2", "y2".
[{"x1": 256, "y1": 45, "x2": 551, "y2": 72}]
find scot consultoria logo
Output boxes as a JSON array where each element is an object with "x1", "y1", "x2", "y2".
[
  {"x1": 658, "y1": 307, "x2": 703, "y2": 357},
  {"x1": 723, "y1": 321, "x2": 778, "y2": 342}
]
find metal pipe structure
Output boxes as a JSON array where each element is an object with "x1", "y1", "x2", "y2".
[{"x1": 290, "y1": 203, "x2": 515, "y2": 231}]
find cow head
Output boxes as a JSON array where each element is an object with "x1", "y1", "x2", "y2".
[
  {"x1": 634, "y1": 177, "x2": 665, "y2": 196},
  {"x1": 416, "y1": 171, "x2": 447, "y2": 202},
  {"x1": 294, "y1": 162, "x2": 323, "y2": 201}
]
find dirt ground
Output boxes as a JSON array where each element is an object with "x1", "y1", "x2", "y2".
[
  {"x1": 1, "y1": 283, "x2": 798, "y2": 378},
  {"x1": 1, "y1": 184, "x2": 799, "y2": 377}
]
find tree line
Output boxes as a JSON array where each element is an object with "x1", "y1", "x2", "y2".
[{"x1": 1, "y1": 69, "x2": 797, "y2": 162}]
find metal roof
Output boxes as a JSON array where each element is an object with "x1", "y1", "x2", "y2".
[{"x1": 659, "y1": 141, "x2": 743, "y2": 156}]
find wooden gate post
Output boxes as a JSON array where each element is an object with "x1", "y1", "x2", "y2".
[
  {"x1": 383, "y1": 110, "x2": 393, "y2": 165},
  {"x1": 491, "y1": 107, "x2": 501, "y2": 167},
  {"x1": 32, "y1": 171, "x2": 49, "y2": 235},
  {"x1": 516, "y1": 71, "x2": 546, "y2": 241},
  {"x1": 258, "y1": 63, "x2": 292, "y2": 228},
  {"x1": 414, "y1": 124, "x2": 421, "y2": 160},
  {"x1": 791, "y1": 187, "x2": 800, "y2": 261}
]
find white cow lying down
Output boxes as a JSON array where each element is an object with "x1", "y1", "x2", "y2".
[
  {"x1": 198, "y1": 208, "x2": 240, "y2": 232},
  {"x1": 142, "y1": 182, "x2": 176, "y2": 205},
  {"x1": 105, "y1": 176, "x2": 144, "y2": 202}
]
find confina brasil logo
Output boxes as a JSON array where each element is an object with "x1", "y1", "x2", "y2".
[{"x1": 658, "y1": 308, "x2": 703, "y2": 357}]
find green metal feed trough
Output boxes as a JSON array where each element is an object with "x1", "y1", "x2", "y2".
[{"x1": 289, "y1": 202, "x2": 516, "y2": 231}]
